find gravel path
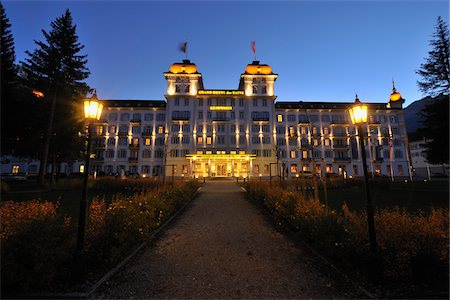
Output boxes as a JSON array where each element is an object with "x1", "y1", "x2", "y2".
[{"x1": 94, "y1": 180, "x2": 360, "y2": 299}]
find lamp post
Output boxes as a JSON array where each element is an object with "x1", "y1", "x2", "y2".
[
  {"x1": 72, "y1": 93, "x2": 103, "y2": 283},
  {"x1": 349, "y1": 95, "x2": 381, "y2": 282}
]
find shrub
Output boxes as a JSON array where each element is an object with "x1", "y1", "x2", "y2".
[
  {"x1": 1, "y1": 180, "x2": 200, "y2": 294},
  {"x1": 0, "y1": 200, "x2": 74, "y2": 292},
  {"x1": 244, "y1": 181, "x2": 449, "y2": 290}
]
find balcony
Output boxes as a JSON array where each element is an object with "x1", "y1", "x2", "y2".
[
  {"x1": 212, "y1": 117, "x2": 230, "y2": 122},
  {"x1": 333, "y1": 132, "x2": 347, "y2": 137},
  {"x1": 300, "y1": 144, "x2": 312, "y2": 150},
  {"x1": 252, "y1": 116, "x2": 270, "y2": 122},
  {"x1": 330, "y1": 120, "x2": 349, "y2": 126},
  {"x1": 333, "y1": 144, "x2": 350, "y2": 149},
  {"x1": 130, "y1": 119, "x2": 141, "y2": 124},
  {"x1": 301, "y1": 157, "x2": 312, "y2": 162},
  {"x1": 118, "y1": 131, "x2": 128, "y2": 137},
  {"x1": 298, "y1": 120, "x2": 310, "y2": 125},
  {"x1": 373, "y1": 157, "x2": 384, "y2": 163},
  {"x1": 172, "y1": 115, "x2": 190, "y2": 121},
  {"x1": 128, "y1": 157, "x2": 138, "y2": 163},
  {"x1": 369, "y1": 121, "x2": 381, "y2": 126},
  {"x1": 129, "y1": 144, "x2": 140, "y2": 149},
  {"x1": 141, "y1": 131, "x2": 152, "y2": 137},
  {"x1": 333, "y1": 157, "x2": 351, "y2": 163}
]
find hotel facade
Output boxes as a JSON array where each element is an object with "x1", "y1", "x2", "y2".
[{"x1": 89, "y1": 59, "x2": 411, "y2": 179}]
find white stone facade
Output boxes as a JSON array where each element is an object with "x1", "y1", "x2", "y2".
[{"x1": 87, "y1": 60, "x2": 411, "y2": 179}]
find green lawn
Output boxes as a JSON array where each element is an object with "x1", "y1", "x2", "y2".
[{"x1": 318, "y1": 179, "x2": 449, "y2": 212}]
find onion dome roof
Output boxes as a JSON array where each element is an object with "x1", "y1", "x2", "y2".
[
  {"x1": 169, "y1": 59, "x2": 198, "y2": 74},
  {"x1": 244, "y1": 60, "x2": 273, "y2": 75},
  {"x1": 390, "y1": 81, "x2": 402, "y2": 101}
]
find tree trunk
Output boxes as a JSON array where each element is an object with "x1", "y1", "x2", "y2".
[{"x1": 37, "y1": 92, "x2": 58, "y2": 187}]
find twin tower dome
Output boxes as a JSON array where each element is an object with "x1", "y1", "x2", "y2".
[
  {"x1": 164, "y1": 59, "x2": 404, "y2": 108},
  {"x1": 164, "y1": 59, "x2": 278, "y2": 97}
]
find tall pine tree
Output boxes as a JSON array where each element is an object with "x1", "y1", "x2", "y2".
[
  {"x1": 419, "y1": 95, "x2": 449, "y2": 164},
  {"x1": 21, "y1": 9, "x2": 90, "y2": 185},
  {"x1": 1, "y1": 2, "x2": 18, "y2": 155},
  {"x1": 416, "y1": 16, "x2": 450, "y2": 96}
]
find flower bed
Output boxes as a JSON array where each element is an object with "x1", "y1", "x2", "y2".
[
  {"x1": 0, "y1": 180, "x2": 200, "y2": 294},
  {"x1": 244, "y1": 181, "x2": 449, "y2": 297}
]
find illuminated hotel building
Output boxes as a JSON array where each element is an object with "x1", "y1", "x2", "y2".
[{"x1": 90, "y1": 59, "x2": 411, "y2": 179}]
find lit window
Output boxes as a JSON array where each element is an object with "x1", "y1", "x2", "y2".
[
  {"x1": 301, "y1": 127, "x2": 307, "y2": 135},
  {"x1": 313, "y1": 139, "x2": 319, "y2": 146},
  {"x1": 11, "y1": 165, "x2": 19, "y2": 174},
  {"x1": 145, "y1": 138, "x2": 151, "y2": 146},
  {"x1": 290, "y1": 150, "x2": 297, "y2": 158},
  {"x1": 324, "y1": 139, "x2": 330, "y2": 146},
  {"x1": 326, "y1": 164, "x2": 332, "y2": 173},
  {"x1": 277, "y1": 114, "x2": 283, "y2": 122},
  {"x1": 197, "y1": 137, "x2": 203, "y2": 144},
  {"x1": 207, "y1": 137, "x2": 212, "y2": 145},
  {"x1": 158, "y1": 126, "x2": 164, "y2": 134},
  {"x1": 290, "y1": 164, "x2": 297, "y2": 173},
  {"x1": 302, "y1": 151, "x2": 308, "y2": 159},
  {"x1": 289, "y1": 127, "x2": 295, "y2": 137},
  {"x1": 79, "y1": 165, "x2": 85, "y2": 173},
  {"x1": 324, "y1": 127, "x2": 329, "y2": 134}
]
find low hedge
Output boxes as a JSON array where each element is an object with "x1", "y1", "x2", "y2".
[
  {"x1": 244, "y1": 181, "x2": 449, "y2": 296},
  {"x1": 0, "y1": 180, "x2": 200, "y2": 294}
]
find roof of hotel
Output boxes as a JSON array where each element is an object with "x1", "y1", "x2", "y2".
[
  {"x1": 275, "y1": 101, "x2": 390, "y2": 110},
  {"x1": 102, "y1": 100, "x2": 166, "y2": 108}
]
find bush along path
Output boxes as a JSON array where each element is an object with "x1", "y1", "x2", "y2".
[
  {"x1": 94, "y1": 180, "x2": 363, "y2": 299},
  {"x1": 243, "y1": 181, "x2": 449, "y2": 299},
  {"x1": 0, "y1": 180, "x2": 200, "y2": 296}
]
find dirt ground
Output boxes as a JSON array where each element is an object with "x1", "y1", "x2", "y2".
[{"x1": 94, "y1": 180, "x2": 362, "y2": 299}]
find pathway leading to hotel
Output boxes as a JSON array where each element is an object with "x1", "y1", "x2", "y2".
[{"x1": 95, "y1": 180, "x2": 360, "y2": 299}]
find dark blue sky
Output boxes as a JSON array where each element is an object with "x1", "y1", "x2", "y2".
[{"x1": 4, "y1": 1, "x2": 448, "y2": 106}]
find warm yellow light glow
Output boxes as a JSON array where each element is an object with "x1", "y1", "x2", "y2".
[
  {"x1": 349, "y1": 100, "x2": 368, "y2": 125},
  {"x1": 209, "y1": 106, "x2": 233, "y2": 111},
  {"x1": 198, "y1": 90, "x2": 244, "y2": 96},
  {"x1": 79, "y1": 165, "x2": 85, "y2": 173},
  {"x1": 32, "y1": 90, "x2": 44, "y2": 98},
  {"x1": 84, "y1": 100, "x2": 103, "y2": 120}
]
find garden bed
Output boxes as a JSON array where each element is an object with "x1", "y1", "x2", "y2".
[
  {"x1": 243, "y1": 181, "x2": 449, "y2": 299},
  {"x1": 0, "y1": 180, "x2": 201, "y2": 295}
]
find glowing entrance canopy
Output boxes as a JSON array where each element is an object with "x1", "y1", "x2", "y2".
[
  {"x1": 186, "y1": 153, "x2": 256, "y2": 177},
  {"x1": 186, "y1": 153, "x2": 256, "y2": 161}
]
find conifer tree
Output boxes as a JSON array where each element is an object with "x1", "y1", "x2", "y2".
[
  {"x1": 1, "y1": 1, "x2": 18, "y2": 154},
  {"x1": 416, "y1": 16, "x2": 450, "y2": 96},
  {"x1": 21, "y1": 9, "x2": 90, "y2": 185}
]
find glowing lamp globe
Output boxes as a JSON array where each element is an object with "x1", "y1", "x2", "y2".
[
  {"x1": 84, "y1": 94, "x2": 103, "y2": 120},
  {"x1": 349, "y1": 96, "x2": 368, "y2": 125}
]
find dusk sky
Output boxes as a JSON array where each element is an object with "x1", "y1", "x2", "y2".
[{"x1": 4, "y1": 1, "x2": 448, "y2": 107}]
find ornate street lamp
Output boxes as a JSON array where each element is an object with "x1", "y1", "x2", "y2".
[
  {"x1": 72, "y1": 92, "x2": 103, "y2": 282},
  {"x1": 349, "y1": 95, "x2": 381, "y2": 282}
]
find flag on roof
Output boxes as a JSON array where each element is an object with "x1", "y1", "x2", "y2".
[
  {"x1": 251, "y1": 40, "x2": 256, "y2": 56},
  {"x1": 179, "y1": 41, "x2": 188, "y2": 53}
]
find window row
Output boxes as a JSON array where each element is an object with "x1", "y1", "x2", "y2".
[{"x1": 107, "y1": 112, "x2": 165, "y2": 122}]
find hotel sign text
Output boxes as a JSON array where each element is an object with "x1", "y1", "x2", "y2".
[
  {"x1": 197, "y1": 90, "x2": 245, "y2": 96},
  {"x1": 209, "y1": 106, "x2": 233, "y2": 111}
]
